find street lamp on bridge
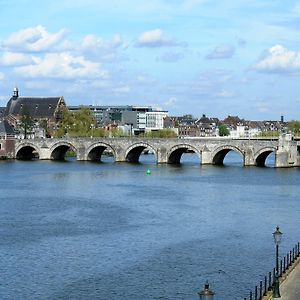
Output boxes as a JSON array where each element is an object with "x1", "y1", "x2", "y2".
[
  {"x1": 198, "y1": 281, "x2": 215, "y2": 300},
  {"x1": 273, "y1": 226, "x2": 283, "y2": 298}
]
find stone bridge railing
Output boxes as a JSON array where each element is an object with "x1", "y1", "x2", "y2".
[{"x1": 13, "y1": 134, "x2": 300, "y2": 168}]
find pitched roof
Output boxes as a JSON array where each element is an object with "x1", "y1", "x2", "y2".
[
  {"x1": 5, "y1": 96, "x2": 63, "y2": 119},
  {"x1": 0, "y1": 107, "x2": 5, "y2": 118},
  {"x1": 0, "y1": 119, "x2": 15, "y2": 134}
]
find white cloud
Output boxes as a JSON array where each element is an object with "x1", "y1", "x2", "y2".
[
  {"x1": 293, "y1": 3, "x2": 300, "y2": 15},
  {"x1": 237, "y1": 38, "x2": 246, "y2": 48},
  {"x1": 215, "y1": 89, "x2": 235, "y2": 98},
  {"x1": 14, "y1": 52, "x2": 109, "y2": 79},
  {"x1": 2, "y1": 25, "x2": 67, "y2": 52},
  {"x1": 255, "y1": 45, "x2": 300, "y2": 73},
  {"x1": 80, "y1": 34, "x2": 127, "y2": 51},
  {"x1": 79, "y1": 33, "x2": 128, "y2": 61},
  {"x1": 256, "y1": 101, "x2": 270, "y2": 113},
  {"x1": 165, "y1": 96, "x2": 177, "y2": 107},
  {"x1": 135, "y1": 29, "x2": 184, "y2": 48},
  {"x1": 205, "y1": 45, "x2": 235, "y2": 59},
  {"x1": 157, "y1": 51, "x2": 184, "y2": 62},
  {"x1": 182, "y1": 0, "x2": 206, "y2": 8},
  {"x1": 113, "y1": 85, "x2": 131, "y2": 94},
  {"x1": 0, "y1": 52, "x2": 33, "y2": 66}
]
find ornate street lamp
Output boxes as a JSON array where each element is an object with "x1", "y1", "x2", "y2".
[
  {"x1": 273, "y1": 226, "x2": 283, "y2": 298},
  {"x1": 198, "y1": 281, "x2": 215, "y2": 300}
]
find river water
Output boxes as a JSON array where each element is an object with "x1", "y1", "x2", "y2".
[{"x1": 0, "y1": 153, "x2": 300, "y2": 300}]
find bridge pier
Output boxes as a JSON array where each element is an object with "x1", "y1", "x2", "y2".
[
  {"x1": 244, "y1": 148, "x2": 256, "y2": 167},
  {"x1": 77, "y1": 145, "x2": 86, "y2": 161},
  {"x1": 156, "y1": 147, "x2": 168, "y2": 164},
  {"x1": 275, "y1": 134, "x2": 299, "y2": 168},
  {"x1": 39, "y1": 148, "x2": 51, "y2": 160},
  {"x1": 114, "y1": 146, "x2": 126, "y2": 162},
  {"x1": 201, "y1": 148, "x2": 213, "y2": 165}
]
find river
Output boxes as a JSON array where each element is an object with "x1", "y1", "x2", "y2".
[{"x1": 0, "y1": 152, "x2": 299, "y2": 300}]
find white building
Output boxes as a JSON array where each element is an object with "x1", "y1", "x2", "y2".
[
  {"x1": 145, "y1": 111, "x2": 168, "y2": 131},
  {"x1": 230, "y1": 125, "x2": 260, "y2": 138}
]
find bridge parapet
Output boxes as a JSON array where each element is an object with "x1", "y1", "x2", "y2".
[{"x1": 13, "y1": 136, "x2": 300, "y2": 167}]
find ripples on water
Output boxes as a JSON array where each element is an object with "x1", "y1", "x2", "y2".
[{"x1": 0, "y1": 152, "x2": 299, "y2": 300}]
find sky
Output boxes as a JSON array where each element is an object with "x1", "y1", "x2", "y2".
[{"x1": 0, "y1": 0, "x2": 300, "y2": 120}]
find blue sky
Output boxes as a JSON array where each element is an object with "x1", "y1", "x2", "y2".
[{"x1": 1, "y1": 0, "x2": 300, "y2": 120}]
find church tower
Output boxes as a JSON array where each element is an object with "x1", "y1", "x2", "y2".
[{"x1": 13, "y1": 86, "x2": 19, "y2": 99}]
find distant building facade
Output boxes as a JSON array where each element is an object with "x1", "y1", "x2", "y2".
[
  {"x1": 4, "y1": 87, "x2": 66, "y2": 138},
  {"x1": 0, "y1": 119, "x2": 15, "y2": 158},
  {"x1": 69, "y1": 105, "x2": 168, "y2": 135}
]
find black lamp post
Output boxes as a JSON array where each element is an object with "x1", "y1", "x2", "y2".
[
  {"x1": 198, "y1": 281, "x2": 215, "y2": 300},
  {"x1": 273, "y1": 226, "x2": 283, "y2": 298}
]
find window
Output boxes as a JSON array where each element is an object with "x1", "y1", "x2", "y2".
[{"x1": 0, "y1": 143, "x2": 2, "y2": 150}]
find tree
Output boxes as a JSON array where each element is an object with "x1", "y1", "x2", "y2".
[
  {"x1": 20, "y1": 107, "x2": 34, "y2": 139},
  {"x1": 54, "y1": 107, "x2": 97, "y2": 137},
  {"x1": 288, "y1": 120, "x2": 300, "y2": 136},
  {"x1": 255, "y1": 131, "x2": 280, "y2": 138},
  {"x1": 144, "y1": 129, "x2": 177, "y2": 138},
  {"x1": 39, "y1": 119, "x2": 50, "y2": 137},
  {"x1": 218, "y1": 124, "x2": 230, "y2": 136}
]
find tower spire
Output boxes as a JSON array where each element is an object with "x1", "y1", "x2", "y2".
[{"x1": 13, "y1": 86, "x2": 19, "y2": 98}]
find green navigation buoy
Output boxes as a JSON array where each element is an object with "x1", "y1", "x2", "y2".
[{"x1": 146, "y1": 169, "x2": 151, "y2": 175}]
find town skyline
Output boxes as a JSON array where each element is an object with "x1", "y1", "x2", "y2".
[{"x1": 0, "y1": 1, "x2": 300, "y2": 120}]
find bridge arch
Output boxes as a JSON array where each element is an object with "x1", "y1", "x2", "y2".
[
  {"x1": 16, "y1": 142, "x2": 40, "y2": 160},
  {"x1": 167, "y1": 144, "x2": 201, "y2": 164},
  {"x1": 254, "y1": 147, "x2": 277, "y2": 167},
  {"x1": 86, "y1": 142, "x2": 116, "y2": 162},
  {"x1": 211, "y1": 145, "x2": 244, "y2": 166},
  {"x1": 50, "y1": 141, "x2": 77, "y2": 161},
  {"x1": 125, "y1": 142, "x2": 157, "y2": 163}
]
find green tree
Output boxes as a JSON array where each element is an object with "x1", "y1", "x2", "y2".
[
  {"x1": 39, "y1": 119, "x2": 50, "y2": 137},
  {"x1": 218, "y1": 124, "x2": 230, "y2": 136},
  {"x1": 54, "y1": 107, "x2": 97, "y2": 137},
  {"x1": 20, "y1": 107, "x2": 34, "y2": 139},
  {"x1": 288, "y1": 120, "x2": 300, "y2": 136},
  {"x1": 144, "y1": 129, "x2": 177, "y2": 138},
  {"x1": 255, "y1": 131, "x2": 280, "y2": 138}
]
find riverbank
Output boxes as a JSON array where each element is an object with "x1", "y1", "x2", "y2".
[{"x1": 261, "y1": 256, "x2": 300, "y2": 300}]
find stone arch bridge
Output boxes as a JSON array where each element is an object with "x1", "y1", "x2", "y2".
[{"x1": 14, "y1": 135, "x2": 300, "y2": 168}]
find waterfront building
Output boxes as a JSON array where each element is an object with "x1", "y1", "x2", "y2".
[
  {"x1": 68, "y1": 105, "x2": 131, "y2": 126},
  {"x1": 0, "y1": 119, "x2": 15, "y2": 158},
  {"x1": 0, "y1": 107, "x2": 5, "y2": 119},
  {"x1": 69, "y1": 105, "x2": 168, "y2": 135},
  {"x1": 145, "y1": 111, "x2": 169, "y2": 131},
  {"x1": 195, "y1": 114, "x2": 219, "y2": 137},
  {"x1": 222, "y1": 115, "x2": 287, "y2": 138},
  {"x1": 4, "y1": 87, "x2": 66, "y2": 138}
]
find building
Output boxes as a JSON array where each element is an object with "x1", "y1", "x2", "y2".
[
  {"x1": 221, "y1": 115, "x2": 288, "y2": 138},
  {"x1": 195, "y1": 114, "x2": 219, "y2": 137},
  {"x1": 69, "y1": 104, "x2": 168, "y2": 135},
  {"x1": 0, "y1": 119, "x2": 15, "y2": 158},
  {"x1": 177, "y1": 124, "x2": 200, "y2": 137},
  {"x1": 4, "y1": 87, "x2": 66, "y2": 138},
  {"x1": 68, "y1": 105, "x2": 130, "y2": 126},
  {"x1": 0, "y1": 107, "x2": 6, "y2": 119},
  {"x1": 145, "y1": 111, "x2": 168, "y2": 131}
]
